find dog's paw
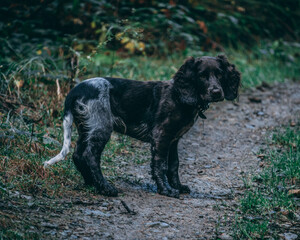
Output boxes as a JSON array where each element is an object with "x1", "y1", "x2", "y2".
[
  {"x1": 179, "y1": 185, "x2": 191, "y2": 194},
  {"x1": 99, "y1": 183, "x2": 119, "y2": 197},
  {"x1": 159, "y1": 188, "x2": 180, "y2": 198}
]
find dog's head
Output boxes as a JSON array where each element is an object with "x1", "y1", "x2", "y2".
[{"x1": 173, "y1": 55, "x2": 241, "y2": 106}]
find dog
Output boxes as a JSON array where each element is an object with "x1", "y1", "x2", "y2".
[{"x1": 44, "y1": 55, "x2": 241, "y2": 198}]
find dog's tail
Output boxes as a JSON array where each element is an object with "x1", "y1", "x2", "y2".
[{"x1": 44, "y1": 111, "x2": 73, "y2": 168}]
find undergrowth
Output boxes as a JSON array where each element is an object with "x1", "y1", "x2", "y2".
[{"x1": 233, "y1": 124, "x2": 300, "y2": 239}]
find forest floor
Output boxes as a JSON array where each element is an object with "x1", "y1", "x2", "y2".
[{"x1": 1, "y1": 80, "x2": 300, "y2": 239}]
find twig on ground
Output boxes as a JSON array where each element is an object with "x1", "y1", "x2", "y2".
[{"x1": 120, "y1": 200, "x2": 137, "y2": 215}]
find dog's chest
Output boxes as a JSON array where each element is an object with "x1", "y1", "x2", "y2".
[{"x1": 174, "y1": 118, "x2": 196, "y2": 140}]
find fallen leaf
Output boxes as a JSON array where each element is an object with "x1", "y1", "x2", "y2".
[
  {"x1": 91, "y1": 21, "x2": 96, "y2": 29},
  {"x1": 115, "y1": 32, "x2": 123, "y2": 40},
  {"x1": 124, "y1": 41, "x2": 135, "y2": 54},
  {"x1": 248, "y1": 97, "x2": 262, "y2": 103},
  {"x1": 121, "y1": 37, "x2": 130, "y2": 44},
  {"x1": 288, "y1": 189, "x2": 300, "y2": 197},
  {"x1": 259, "y1": 162, "x2": 264, "y2": 167},
  {"x1": 196, "y1": 20, "x2": 208, "y2": 34},
  {"x1": 257, "y1": 154, "x2": 266, "y2": 160},
  {"x1": 137, "y1": 42, "x2": 145, "y2": 51}
]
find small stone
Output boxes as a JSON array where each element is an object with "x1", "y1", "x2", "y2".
[
  {"x1": 145, "y1": 221, "x2": 169, "y2": 228},
  {"x1": 279, "y1": 233, "x2": 298, "y2": 240},
  {"x1": 146, "y1": 222, "x2": 161, "y2": 228},
  {"x1": 257, "y1": 111, "x2": 264, "y2": 116},
  {"x1": 21, "y1": 194, "x2": 32, "y2": 200},
  {"x1": 41, "y1": 222, "x2": 59, "y2": 229},
  {"x1": 245, "y1": 124, "x2": 255, "y2": 129},
  {"x1": 160, "y1": 222, "x2": 169, "y2": 228},
  {"x1": 27, "y1": 201, "x2": 35, "y2": 207},
  {"x1": 204, "y1": 165, "x2": 213, "y2": 169},
  {"x1": 219, "y1": 233, "x2": 233, "y2": 240},
  {"x1": 83, "y1": 209, "x2": 111, "y2": 217}
]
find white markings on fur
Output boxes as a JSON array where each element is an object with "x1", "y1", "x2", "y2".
[
  {"x1": 112, "y1": 115, "x2": 127, "y2": 133},
  {"x1": 84, "y1": 77, "x2": 112, "y2": 89},
  {"x1": 45, "y1": 77, "x2": 113, "y2": 167},
  {"x1": 76, "y1": 78, "x2": 113, "y2": 141},
  {"x1": 44, "y1": 112, "x2": 73, "y2": 167}
]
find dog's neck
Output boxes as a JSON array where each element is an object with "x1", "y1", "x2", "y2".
[{"x1": 170, "y1": 78, "x2": 210, "y2": 119}]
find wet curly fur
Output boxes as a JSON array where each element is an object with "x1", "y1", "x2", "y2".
[{"x1": 44, "y1": 55, "x2": 241, "y2": 198}]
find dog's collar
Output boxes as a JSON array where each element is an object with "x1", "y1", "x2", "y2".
[{"x1": 197, "y1": 103, "x2": 209, "y2": 119}]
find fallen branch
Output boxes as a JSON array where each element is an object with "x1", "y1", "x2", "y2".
[{"x1": 120, "y1": 200, "x2": 137, "y2": 215}]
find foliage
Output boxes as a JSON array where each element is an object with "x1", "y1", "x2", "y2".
[
  {"x1": 234, "y1": 124, "x2": 300, "y2": 239},
  {"x1": 0, "y1": 0, "x2": 299, "y2": 61},
  {"x1": 1, "y1": 0, "x2": 299, "y2": 96}
]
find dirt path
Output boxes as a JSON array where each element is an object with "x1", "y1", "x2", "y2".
[{"x1": 3, "y1": 81, "x2": 300, "y2": 239}]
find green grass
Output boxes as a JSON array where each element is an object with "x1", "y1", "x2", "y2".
[
  {"x1": 233, "y1": 124, "x2": 300, "y2": 239},
  {"x1": 0, "y1": 118, "x2": 146, "y2": 199},
  {"x1": 69, "y1": 41, "x2": 300, "y2": 88},
  {"x1": 1, "y1": 40, "x2": 299, "y2": 96}
]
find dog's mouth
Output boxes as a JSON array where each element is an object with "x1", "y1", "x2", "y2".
[
  {"x1": 224, "y1": 93, "x2": 237, "y2": 101},
  {"x1": 202, "y1": 95, "x2": 224, "y2": 103}
]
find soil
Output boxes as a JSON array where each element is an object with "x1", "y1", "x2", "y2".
[{"x1": 1, "y1": 81, "x2": 300, "y2": 239}]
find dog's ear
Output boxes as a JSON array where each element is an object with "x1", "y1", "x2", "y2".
[
  {"x1": 173, "y1": 57, "x2": 200, "y2": 106},
  {"x1": 217, "y1": 55, "x2": 241, "y2": 101}
]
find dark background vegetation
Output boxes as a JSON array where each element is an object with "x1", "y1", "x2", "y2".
[
  {"x1": 0, "y1": 1, "x2": 299, "y2": 239},
  {"x1": 0, "y1": 0, "x2": 299, "y2": 89},
  {"x1": 0, "y1": 0, "x2": 299, "y2": 92}
]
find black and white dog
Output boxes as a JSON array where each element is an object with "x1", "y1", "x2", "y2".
[{"x1": 45, "y1": 55, "x2": 241, "y2": 198}]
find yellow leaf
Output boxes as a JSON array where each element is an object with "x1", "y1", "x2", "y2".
[
  {"x1": 124, "y1": 41, "x2": 135, "y2": 53},
  {"x1": 121, "y1": 37, "x2": 130, "y2": 44},
  {"x1": 196, "y1": 20, "x2": 208, "y2": 34},
  {"x1": 73, "y1": 18, "x2": 83, "y2": 25},
  {"x1": 115, "y1": 32, "x2": 123, "y2": 40},
  {"x1": 91, "y1": 21, "x2": 96, "y2": 29},
  {"x1": 15, "y1": 80, "x2": 24, "y2": 88},
  {"x1": 74, "y1": 44, "x2": 83, "y2": 51},
  {"x1": 137, "y1": 42, "x2": 145, "y2": 51},
  {"x1": 36, "y1": 50, "x2": 42, "y2": 55}
]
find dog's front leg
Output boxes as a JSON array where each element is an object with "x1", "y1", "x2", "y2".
[
  {"x1": 151, "y1": 139, "x2": 180, "y2": 198},
  {"x1": 167, "y1": 140, "x2": 191, "y2": 194}
]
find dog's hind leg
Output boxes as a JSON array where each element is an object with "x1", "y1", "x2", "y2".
[
  {"x1": 72, "y1": 79, "x2": 118, "y2": 196},
  {"x1": 72, "y1": 135, "x2": 93, "y2": 186},
  {"x1": 81, "y1": 128, "x2": 118, "y2": 196},
  {"x1": 167, "y1": 140, "x2": 191, "y2": 194}
]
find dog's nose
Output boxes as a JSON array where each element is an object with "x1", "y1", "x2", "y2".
[{"x1": 211, "y1": 89, "x2": 222, "y2": 99}]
